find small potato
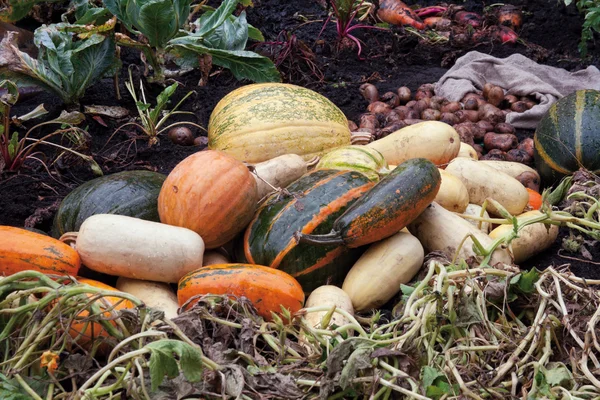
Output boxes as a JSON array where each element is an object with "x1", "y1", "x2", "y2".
[
  {"x1": 517, "y1": 138, "x2": 534, "y2": 158},
  {"x1": 440, "y1": 112, "x2": 459, "y2": 125},
  {"x1": 494, "y1": 122, "x2": 515, "y2": 134},
  {"x1": 478, "y1": 103, "x2": 505, "y2": 125},
  {"x1": 203, "y1": 250, "x2": 230, "y2": 266},
  {"x1": 482, "y1": 83, "x2": 494, "y2": 99},
  {"x1": 421, "y1": 108, "x2": 441, "y2": 121},
  {"x1": 414, "y1": 89, "x2": 432, "y2": 100},
  {"x1": 403, "y1": 118, "x2": 425, "y2": 125},
  {"x1": 413, "y1": 99, "x2": 431, "y2": 114},
  {"x1": 503, "y1": 94, "x2": 519, "y2": 107},
  {"x1": 486, "y1": 85, "x2": 505, "y2": 107},
  {"x1": 348, "y1": 120, "x2": 358, "y2": 131},
  {"x1": 430, "y1": 96, "x2": 448, "y2": 109},
  {"x1": 462, "y1": 92, "x2": 485, "y2": 103},
  {"x1": 458, "y1": 142, "x2": 479, "y2": 160},
  {"x1": 515, "y1": 171, "x2": 541, "y2": 192},
  {"x1": 489, "y1": 211, "x2": 559, "y2": 263},
  {"x1": 418, "y1": 83, "x2": 435, "y2": 93},
  {"x1": 441, "y1": 101, "x2": 462, "y2": 113},
  {"x1": 506, "y1": 149, "x2": 532, "y2": 164},
  {"x1": 471, "y1": 124, "x2": 486, "y2": 140},
  {"x1": 359, "y1": 113, "x2": 379, "y2": 130},
  {"x1": 378, "y1": 121, "x2": 408, "y2": 138},
  {"x1": 359, "y1": 83, "x2": 379, "y2": 102},
  {"x1": 481, "y1": 149, "x2": 508, "y2": 161},
  {"x1": 381, "y1": 91, "x2": 400, "y2": 108},
  {"x1": 405, "y1": 109, "x2": 421, "y2": 120},
  {"x1": 473, "y1": 143, "x2": 484, "y2": 154},
  {"x1": 484, "y1": 132, "x2": 518, "y2": 152},
  {"x1": 524, "y1": 100, "x2": 536, "y2": 110},
  {"x1": 116, "y1": 277, "x2": 179, "y2": 320},
  {"x1": 511, "y1": 101, "x2": 528, "y2": 113},
  {"x1": 385, "y1": 110, "x2": 402, "y2": 124},
  {"x1": 397, "y1": 87, "x2": 412, "y2": 104},
  {"x1": 463, "y1": 98, "x2": 479, "y2": 110},
  {"x1": 454, "y1": 122, "x2": 476, "y2": 146},
  {"x1": 476, "y1": 120, "x2": 494, "y2": 133},
  {"x1": 406, "y1": 100, "x2": 417, "y2": 108},
  {"x1": 455, "y1": 110, "x2": 479, "y2": 123}
]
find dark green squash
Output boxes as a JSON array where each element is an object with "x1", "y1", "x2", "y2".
[
  {"x1": 299, "y1": 158, "x2": 441, "y2": 248},
  {"x1": 52, "y1": 170, "x2": 166, "y2": 238},
  {"x1": 534, "y1": 89, "x2": 600, "y2": 186},
  {"x1": 243, "y1": 169, "x2": 373, "y2": 292}
]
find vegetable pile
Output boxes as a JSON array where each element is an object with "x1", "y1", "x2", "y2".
[{"x1": 2, "y1": 82, "x2": 600, "y2": 399}]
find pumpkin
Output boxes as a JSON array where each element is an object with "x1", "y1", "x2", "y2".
[
  {"x1": 315, "y1": 145, "x2": 390, "y2": 181},
  {"x1": 208, "y1": 83, "x2": 351, "y2": 163},
  {"x1": 52, "y1": 170, "x2": 166, "y2": 238},
  {"x1": 0, "y1": 226, "x2": 80, "y2": 276},
  {"x1": 534, "y1": 89, "x2": 600, "y2": 185},
  {"x1": 177, "y1": 263, "x2": 305, "y2": 321},
  {"x1": 68, "y1": 278, "x2": 135, "y2": 351},
  {"x1": 158, "y1": 150, "x2": 258, "y2": 249},
  {"x1": 243, "y1": 169, "x2": 373, "y2": 292},
  {"x1": 298, "y1": 158, "x2": 441, "y2": 248}
]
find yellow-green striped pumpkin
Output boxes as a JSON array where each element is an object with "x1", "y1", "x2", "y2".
[
  {"x1": 315, "y1": 145, "x2": 391, "y2": 181},
  {"x1": 534, "y1": 89, "x2": 600, "y2": 185},
  {"x1": 208, "y1": 83, "x2": 351, "y2": 163}
]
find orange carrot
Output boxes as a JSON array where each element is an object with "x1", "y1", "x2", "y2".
[
  {"x1": 377, "y1": 0, "x2": 425, "y2": 30},
  {"x1": 526, "y1": 188, "x2": 543, "y2": 210}
]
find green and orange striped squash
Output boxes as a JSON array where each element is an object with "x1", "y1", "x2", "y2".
[
  {"x1": 178, "y1": 263, "x2": 305, "y2": 321},
  {"x1": 207, "y1": 83, "x2": 352, "y2": 163},
  {"x1": 0, "y1": 226, "x2": 80, "y2": 276},
  {"x1": 243, "y1": 169, "x2": 374, "y2": 292},
  {"x1": 315, "y1": 145, "x2": 391, "y2": 181},
  {"x1": 534, "y1": 89, "x2": 600, "y2": 186}
]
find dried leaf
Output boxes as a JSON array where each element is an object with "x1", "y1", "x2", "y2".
[
  {"x1": 84, "y1": 104, "x2": 129, "y2": 119},
  {"x1": 340, "y1": 346, "x2": 372, "y2": 389},
  {"x1": 224, "y1": 365, "x2": 245, "y2": 397}
]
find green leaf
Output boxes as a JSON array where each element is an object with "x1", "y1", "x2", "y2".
[
  {"x1": 193, "y1": 0, "x2": 240, "y2": 37},
  {"x1": 202, "y1": 10, "x2": 249, "y2": 51},
  {"x1": 149, "y1": 82, "x2": 178, "y2": 123},
  {"x1": 339, "y1": 347, "x2": 372, "y2": 389},
  {"x1": 248, "y1": 24, "x2": 265, "y2": 42},
  {"x1": 136, "y1": 101, "x2": 151, "y2": 112},
  {"x1": 0, "y1": 373, "x2": 49, "y2": 399},
  {"x1": 543, "y1": 362, "x2": 573, "y2": 389},
  {"x1": 421, "y1": 366, "x2": 453, "y2": 400},
  {"x1": 8, "y1": 131, "x2": 18, "y2": 158},
  {"x1": 510, "y1": 269, "x2": 540, "y2": 295},
  {"x1": 422, "y1": 366, "x2": 444, "y2": 389},
  {"x1": 145, "y1": 339, "x2": 204, "y2": 391},
  {"x1": 137, "y1": 0, "x2": 178, "y2": 49},
  {"x1": 0, "y1": 80, "x2": 19, "y2": 106},
  {"x1": 168, "y1": 38, "x2": 280, "y2": 83},
  {"x1": 0, "y1": 0, "x2": 61, "y2": 22}
]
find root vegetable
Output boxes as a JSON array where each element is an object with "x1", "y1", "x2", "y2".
[
  {"x1": 405, "y1": 109, "x2": 421, "y2": 120},
  {"x1": 453, "y1": 123, "x2": 475, "y2": 146},
  {"x1": 482, "y1": 83, "x2": 494, "y2": 99},
  {"x1": 517, "y1": 138, "x2": 534, "y2": 157},
  {"x1": 463, "y1": 98, "x2": 479, "y2": 110},
  {"x1": 440, "y1": 112, "x2": 458, "y2": 125},
  {"x1": 473, "y1": 143, "x2": 484, "y2": 154},
  {"x1": 421, "y1": 108, "x2": 441, "y2": 121},
  {"x1": 397, "y1": 87, "x2": 412, "y2": 104},
  {"x1": 503, "y1": 94, "x2": 519, "y2": 107},
  {"x1": 408, "y1": 202, "x2": 512, "y2": 265},
  {"x1": 193, "y1": 136, "x2": 208, "y2": 146},
  {"x1": 506, "y1": 148, "x2": 532, "y2": 164},
  {"x1": 435, "y1": 169, "x2": 470, "y2": 212},
  {"x1": 495, "y1": 25, "x2": 518, "y2": 44},
  {"x1": 481, "y1": 149, "x2": 508, "y2": 161},
  {"x1": 385, "y1": 110, "x2": 402, "y2": 124},
  {"x1": 441, "y1": 101, "x2": 462, "y2": 113},
  {"x1": 478, "y1": 160, "x2": 540, "y2": 182},
  {"x1": 455, "y1": 110, "x2": 479, "y2": 123},
  {"x1": 489, "y1": 211, "x2": 558, "y2": 264},
  {"x1": 359, "y1": 83, "x2": 379, "y2": 102},
  {"x1": 484, "y1": 132, "x2": 518, "y2": 152},
  {"x1": 462, "y1": 204, "x2": 491, "y2": 233},
  {"x1": 454, "y1": 11, "x2": 482, "y2": 27},
  {"x1": 359, "y1": 113, "x2": 379, "y2": 130},
  {"x1": 418, "y1": 83, "x2": 435, "y2": 93},
  {"x1": 378, "y1": 122, "x2": 408, "y2": 138},
  {"x1": 494, "y1": 122, "x2": 515, "y2": 133},
  {"x1": 486, "y1": 85, "x2": 505, "y2": 107},
  {"x1": 368, "y1": 101, "x2": 391, "y2": 114},
  {"x1": 476, "y1": 120, "x2": 494, "y2": 133},
  {"x1": 497, "y1": 5, "x2": 523, "y2": 30},
  {"x1": 424, "y1": 16, "x2": 452, "y2": 30},
  {"x1": 414, "y1": 90, "x2": 432, "y2": 101},
  {"x1": 478, "y1": 103, "x2": 505, "y2": 124},
  {"x1": 168, "y1": 126, "x2": 194, "y2": 146},
  {"x1": 511, "y1": 101, "x2": 528, "y2": 113},
  {"x1": 202, "y1": 250, "x2": 230, "y2": 266},
  {"x1": 403, "y1": 118, "x2": 425, "y2": 125},
  {"x1": 394, "y1": 105, "x2": 410, "y2": 119},
  {"x1": 524, "y1": 100, "x2": 536, "y2": 110},
  {"x1": 445, "y1": 157, "x2": 530, "y2": 215},
  {"x1": 414, "y1": 99, "x2": 431, "y2": 113},
  {"x1": 381, "y1": 91, "x2": 400, "y2": 107},
  {"x1": 462, "y1": 92, "x2": 485, "y2": 103},
  {"x1": 406, "y1": 100, "x2": 417, "y2": 108},
  {"x1": 516, "y1": 171, "x2": 541, "y2": 192},
  {"x1": 526, "y1": 188, "x2": 542, "y2": 210},
  {"x1": 348, "y1": 120, "x2": 358, "y2": 131},
  {"x1": 377, "y1": 0, "x2": 426, "y2": 29}
]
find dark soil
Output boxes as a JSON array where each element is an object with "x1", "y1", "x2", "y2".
[{"x1": 1, "y1": 0, "x2": 599, "y2": 276}]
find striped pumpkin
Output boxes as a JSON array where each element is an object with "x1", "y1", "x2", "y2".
[
  {"x1": 534, "y1": 89, "x2": 600, "y2": 185},
  {"x1": 208, "y1": 83, "x2": 351, "y2": 163},
  {"x1": 315, "y1": 145, "x2": 390, "y2": 181},
  {"x1": 243, "y1": 169, "x2": 373, "y2": 292}
]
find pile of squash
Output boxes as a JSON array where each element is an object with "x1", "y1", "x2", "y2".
[{"x1": 2, "y1": 84, "x2": 598, "y2": 346}]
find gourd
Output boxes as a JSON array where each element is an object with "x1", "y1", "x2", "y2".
[
  {"x1": 251, "y1": 154, "x2": 309, "y2": 200},
  {"x1": 534, "y1": 89, "x2": 600, "y2": 185},
  {"x1": 303, "y1": 286, "x2": 354, "y2": 329},
  {"x1": 158, "y1": 150, "x2": 258, "y2": 249},
  {"x1": 315, "y1": 145, "x2": 390, "y2": 181},
  {"x1": 298, "y1": 158, "x2": 441, "y2": 248},
  {"x1": 62, "y1": 214, "x2": 205, "y2": 283},
  {"x1": 116, "y1": 277, "x2": 179, "y2": 320},
  {"x1": 208, "y1": 83, "x2": 352, "y2": 163},
  {"x1": 0, "y1": 226, "x2": 80, "y2": 276},
  {"x1": 52, "y1": 170, "x2": 165, "y2": 238},
  {"x1": 342, "y1": 230, "x2": 424, "y2": 311},
  {"x1": 243, "y1": 169, "x2": 373, "y2": 292},
  {"x1": 177, "y1": 263, "x2": 305, "y2": 321},
  {"x1": 434, "y1": 169, "x2": 469, "y2": 213}
]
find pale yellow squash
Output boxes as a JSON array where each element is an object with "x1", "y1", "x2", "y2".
[
  {"x1": 116, "y1": 277, "x2": 179, "y2": 320},
  {"x1": 304, "y1": 286, "x2": 354, "y2": 329},
  {"x1": 208, "y1": 83, "x2": 351, "y2": 163},
  {"x1": 434, "y1": 169, "x2": 469, "y2": 213},
  {"x1": 457, "y1": 142, "x2": 479, "y2": 160}
]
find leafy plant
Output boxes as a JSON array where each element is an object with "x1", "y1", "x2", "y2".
[
  {"x1": 0, "y1": 79, "x2": 101, "y2": 174},
  {"x1": 116, "y1": 67, "x2": 203, "y2": 146},
  {"x1": 320, "y1": 0, "x2": 384, "y2": 58},
  {"x1": 563, "y1": 0, "x2": 600, "y2": 56},
  {"x1": 106, "y1": 0, "x2": 280, "y2": 83},
  {"x1": 0, "y1": 0, "x2": 63, "y2": 22},
  {"x1": 0, "y1": 21, "x2": 119, "y2": 105}
]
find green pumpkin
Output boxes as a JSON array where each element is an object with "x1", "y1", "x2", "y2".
[
  {"x1": 316, "y1": 145, "x2": 390, "y2": 181},
  {"x1": 52, "y1": 170, "x2": 166, "y2": 237},
  {"x1": 534, "y1": 89, "x2": 600, "y2": 186}
]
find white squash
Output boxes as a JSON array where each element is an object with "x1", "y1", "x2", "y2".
[
  {"x1": 434, "y1": 169, "x2": 470, "y2": 213},
  {"x1": 74, "y1": 214, "x2": 205, "y2": 283},
  {"x1": 457, "y1": 142, "x2": 478, "y2": 160},
  {"x1": 251, "y1": 154, "x2": 308, "y2": 200},
  {"x1": 304, "y1": 285, "x2": 354, "y2": 329},
  {"x1": 116, "y1": 277, "x2": 179, "y2": 320},
  {"x1": 342, "y1": 231, "x2": 424, "y2": 311},
  {"x1": 462, "y1": 204, "x2": 491, "y2": 233}
]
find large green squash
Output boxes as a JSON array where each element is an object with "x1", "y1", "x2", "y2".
[
  {"x1": 208, "y1": 83, "x2": 352, "y2": 163},
  {"x1": 243, "y1": 169, "x2": 373, "y2": 292},
  {"x1": 52, "y1": 170, "x2": 166, "y2": 237},
  {"x1": 534, "y1": 89, "x2": 600, "y2": 185}
]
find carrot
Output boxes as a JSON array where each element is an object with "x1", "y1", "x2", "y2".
[
  {"x1": 526, "y1": 188, "x2": 543, "y2": 210},
  {"x1": 423, "y1": 17, "x2": 452, "y2": 30},
  {"x1": 415, "y1": 6, "x2": 447, "y2": 18},
  {"x1": 377, "y1": 0, "x2": 425, "y2": 30},
  {"x1": 453, "y1": 11, "x2": 482, "y2": 28}
]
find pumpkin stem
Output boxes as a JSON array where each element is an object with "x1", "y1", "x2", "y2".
[
  {"x1": 294, "y1": 230, "x2": 345, "y2": 246},
  {"x1": 59, "y1": 232, "x2": 79, "y2": 249}
]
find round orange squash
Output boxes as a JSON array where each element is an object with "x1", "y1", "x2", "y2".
[
  {"x1": 0, "y1": 226, "x2": 80, "y2": 276},
  {"x1": 177, "y1": 263, "x2": 305, "y2": 321},
  {"x1": 157, "y1": 150, "x2": 258, "y2": 249},
  {"x1": 67, "y1": 278, "x2": 134, "y2": 351}
]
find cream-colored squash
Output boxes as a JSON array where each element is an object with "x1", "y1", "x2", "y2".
[
  {"x1": 435, "y1": 169, "x2": 470, "y2": 213},
  {"x1": 304, "y1": 285, "x2": 354, "y2": 329},
  {"x1": 116, "y1": 277, "x2": 179, "y2": 320}
]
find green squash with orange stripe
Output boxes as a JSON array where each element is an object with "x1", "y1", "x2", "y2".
[
  {"x1": 534, "y1": 89, "x2": 600, "y2": 186},
  {"x1": 243, "y1": 169, "x2": 374, "y2": 292},
  {"x1": 316, "y1": 145, "x2": 391, "y2": 181}
]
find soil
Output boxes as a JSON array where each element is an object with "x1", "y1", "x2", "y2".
[{"x1": 1, "y1": 0, "x2": 599, "y2": 276}]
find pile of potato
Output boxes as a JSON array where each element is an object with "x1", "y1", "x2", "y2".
[{"x1": 351, "y1": 82, "x2": 538, "y2": 164}]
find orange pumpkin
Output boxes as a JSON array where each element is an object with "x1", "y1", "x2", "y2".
[
  {"x1": 157, "y1": 150, "x2": 258, "y2": 249},
  {"x1": 67, "y1": 278, "x2": 134, "y2": 350},
  {"x1": 178, "y1": 263, "x2": 305, "y2": 320},
  {"x1": 0, "y1": 226, "x2": 80, "y2": 276},
  {"x1": 526, "y1": 188, "x2": 543, "y2": 210}
]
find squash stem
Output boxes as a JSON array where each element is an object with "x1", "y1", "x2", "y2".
[{"x1": 295, "y1": 231, "x2": 345, "y2": 246}]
